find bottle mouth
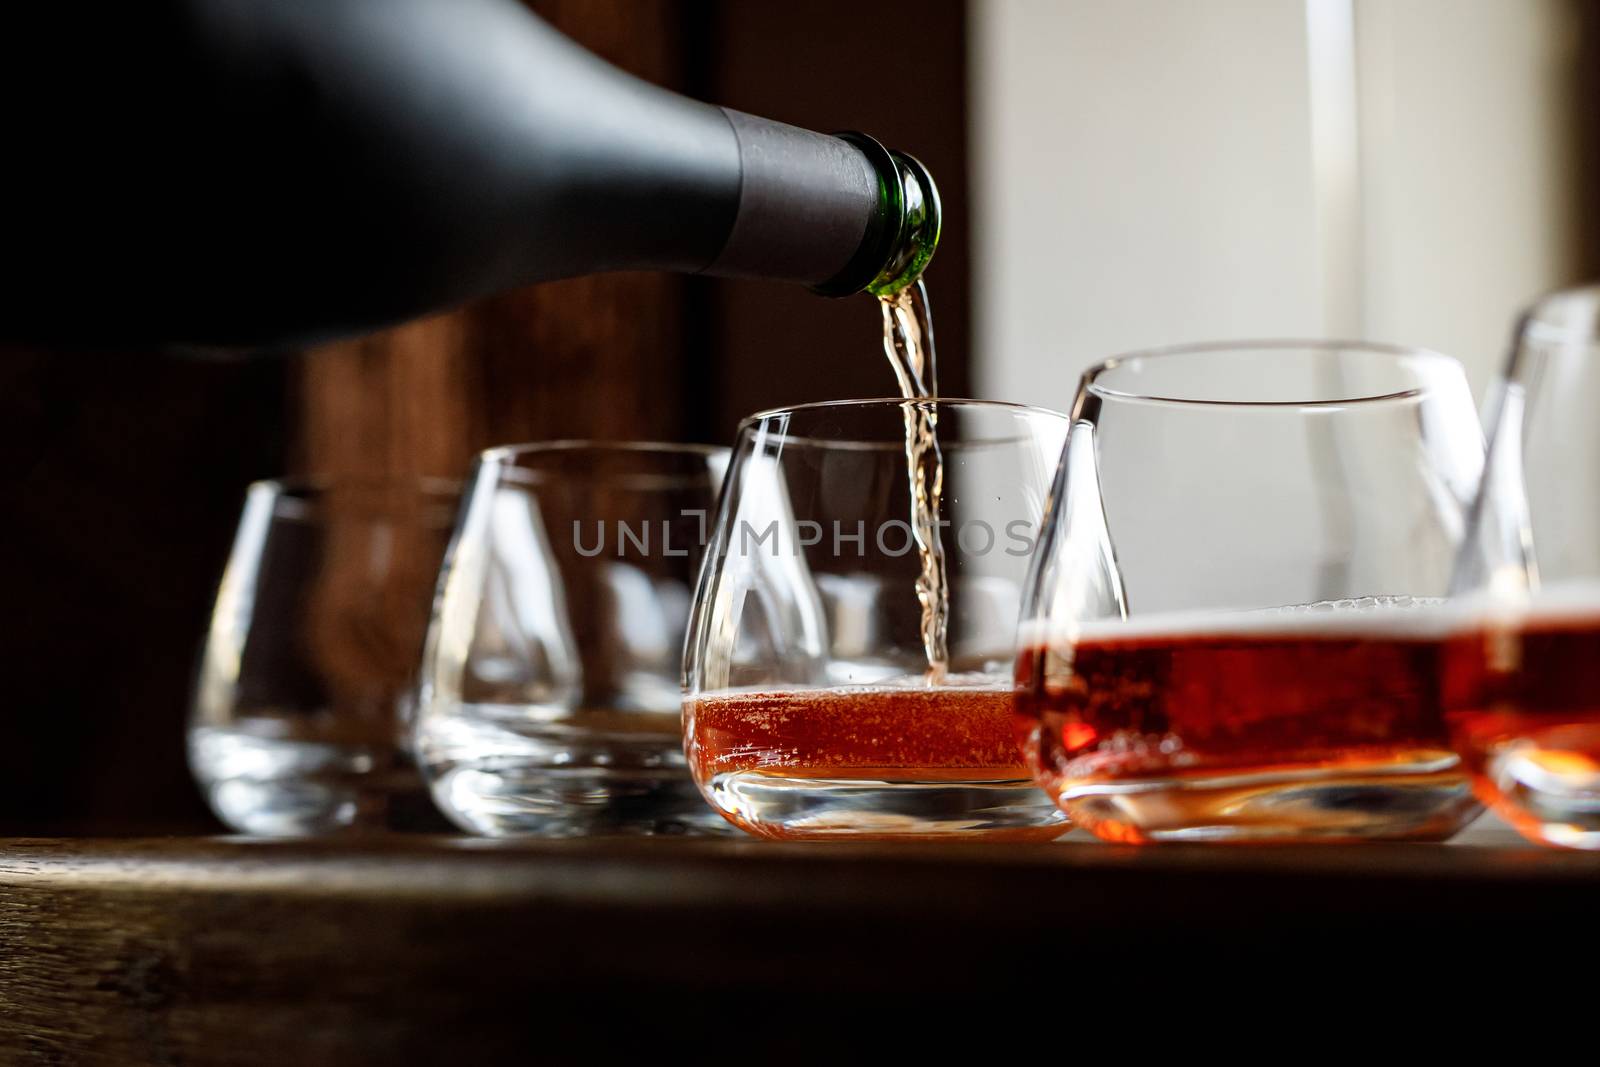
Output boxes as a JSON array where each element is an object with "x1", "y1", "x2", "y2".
[
  {"x1": 813, "y1": 134, "x2": 941, "y2": 298},
  {"x1": 868, "y1": 151, "x2": 941, "y2": 297}
]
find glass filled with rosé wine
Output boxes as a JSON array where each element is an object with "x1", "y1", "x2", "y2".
[
  {"x1": 1015, "y1": 341, "x2": 1487, "y2": 844},
  {"x1": 1446, "y1": 284, "x2": 1600, "y2": 850},
  {"x1": 682, "y1": 398, "x2": 1069, "y2": 840}
]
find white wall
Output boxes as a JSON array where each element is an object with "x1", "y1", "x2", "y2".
[
  {"x1": 1355, "y1": 0, "x2": 1578, "y2": 393},
  {"x1": 971, "y1": 0, "x2": 1581, "y2": 407}
]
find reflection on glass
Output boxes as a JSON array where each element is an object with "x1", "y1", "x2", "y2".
[
  {"x1": 416, "y1": 442, "x2": 730, "y2": 836},
  {"x1": 682, "y1": 398, "x2": 1071, "y2": 840},
  {"x1": 190, "y1": 478, "x2": 458, "y2": 835},
  {"x1": 1017, "y1": 342, "x2": 1486, "y2": 843},
  {"x1": 1447, "y1": 285, "x2": 1600, "y2": 849}
]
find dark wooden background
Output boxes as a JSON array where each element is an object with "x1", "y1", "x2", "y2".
[{"x1": 0, "y1": 0, "x2": 971, "y2": 834}]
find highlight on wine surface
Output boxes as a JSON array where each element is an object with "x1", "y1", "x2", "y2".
[
  {"x1": 1446, "y1": 284, "x2": 1600, "y2": 849},
  {"x1": 1015, "y1": 342, "x2": 1487, "y2": 843},
  {"x1": 681, "y1": 399, "x2": 1069, "y2": 839}
]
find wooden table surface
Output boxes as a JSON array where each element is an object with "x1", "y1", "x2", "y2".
[{"x1": 3, "y1": 830, "x2": 1595, "y2": 1063}]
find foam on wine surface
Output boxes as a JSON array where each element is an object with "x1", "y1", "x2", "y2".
[{"x1": 684, "y1": 679, "x2": 1067, "y2": 840}]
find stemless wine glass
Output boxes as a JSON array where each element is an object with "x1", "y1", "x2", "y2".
[
  {"x1": 416, "y1": 442, "x2": 731, "y2": 836},
  {"x1": 682, "y1": 398, "x2": 1071, "y2": 840},
  {"x1": 1447, "y1": 284, "x2": 1600, "y2": 849},
  {"x1": 1015, "y1": 341, "x2": 1486, "y2": 843},
  {"x1": 190, "y1": 477, "x2": 458, "y2": 835}
]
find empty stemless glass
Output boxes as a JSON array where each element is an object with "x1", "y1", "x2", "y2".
[
  {"x1": 1446, "y1": 284, "x2": 1600, "y2": 849},
  {"x1": 416, "y1": 442, "x2": 731, "y2": 836},
  {"x1": 682, "y1": 398, "x2": 1071, "y2": 840},
  {"x1": 1015, "y1": 342, "x2": 1486, "y2": 843},
  {"x1": 190, "y1": 478, "x2": 458, "y2": 835}
]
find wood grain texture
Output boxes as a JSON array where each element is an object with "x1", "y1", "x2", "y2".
[{"x1": 0, "y1": 835, "x2": 1596, "y2": 1062}]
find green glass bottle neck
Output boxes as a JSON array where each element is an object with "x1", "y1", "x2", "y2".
[{"x1": 812, "y1": 133, "x2": 942, "y2": 298}]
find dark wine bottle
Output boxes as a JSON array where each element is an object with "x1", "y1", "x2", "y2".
[{"x1": 4, "y1": 0, "x2": 939, "y2": 350}]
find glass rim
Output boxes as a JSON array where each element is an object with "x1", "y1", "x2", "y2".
[
  {"x1": 247, "y1": 474, "x2": 463, "y2": 499},
  {"x1": 480, "y1": 439, "x2": 728, "y2": 492},
  {"x1": 480, "y1": 439, "x2": 728, "y2": 465},
  {"x1": 1082, "y1": 339, "x2": 1462, "y2": 408},
  {"x1": 246, "y1": 475, "x2": 462, "y2": 526},
  {"x1": 736, "y1": 396, "x2": 1069, "y2": 432},
  {"x1": 1522, "y1": 283, "x2": 1600, "y2": 346}
]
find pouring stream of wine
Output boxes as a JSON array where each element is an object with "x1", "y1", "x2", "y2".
[{"x1": 879, "y1": 279, "x2": 949, "y2": 683}]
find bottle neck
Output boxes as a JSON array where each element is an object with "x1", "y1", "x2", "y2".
[
  {"x1": 815, "y1": 134, "x2": 941, "y2": 298},
  {"x1": 699, "y1": 114, "x2": 941, "y2": 298}
]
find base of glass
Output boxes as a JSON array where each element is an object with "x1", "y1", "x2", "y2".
[
  {"x1": 191, "y1": 729, "x2": 448, "y2": 836},
  {"x1": 702, "y1": 772, "x2": 1071, "y2": 840},
  {"x1": 431, "y1": 764, "x2": 736, "y2": 837},
  {"x1": 1055, "y1": 755, "x2": 1480, "y2": 844},
  {"x1": 1471, "y1": 733, "x2": 1600, "y2": 850},
  {"x1": 417, "y1": 711, "x2": 733, "y2": 837}
]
